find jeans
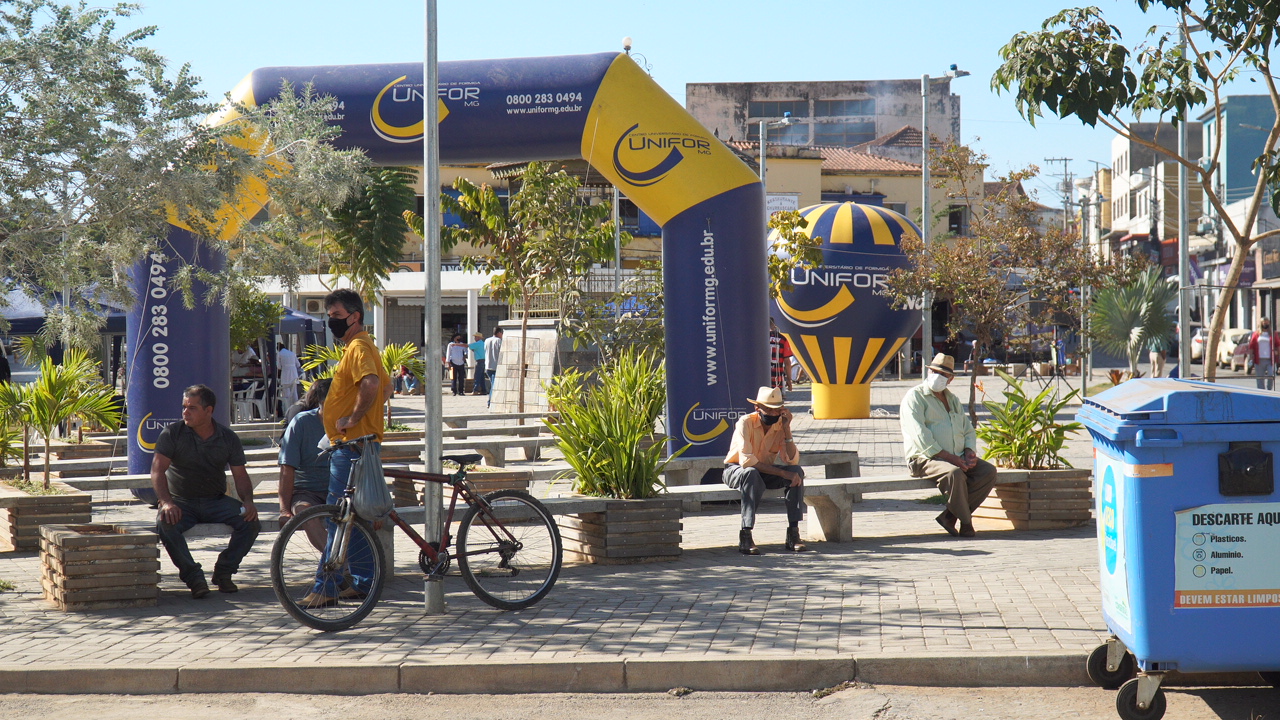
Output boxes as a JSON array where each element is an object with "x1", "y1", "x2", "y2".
[
  {"x1": 722, "y1": 463, "x2": 805, "y2": 530},
  {"x1": 450, "y1": 362, "x2": 466, "y2": 395},
  {"x1": 472, "y1": 362, "x2": 487, "y2": 394},
  {"x1": 156, "y1": 494, "x2": 260, "y2": 587},
  {"x1": 1258, "y1": 359, "x2": 1275, "y2": 390},
  {"x1": 313, "y1": 444, "x2": 379, "y2": 595},
  {"x1": 486, "y1": 369, "x2": 497, "y2": 406}
]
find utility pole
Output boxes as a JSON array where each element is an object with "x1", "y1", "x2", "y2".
[
  {"x1": 1045, "y1": 157, "x2": 1073, "y2": 232},
  {"x1": 421, "y1": 0, "x2": 445, "y2": 615}
]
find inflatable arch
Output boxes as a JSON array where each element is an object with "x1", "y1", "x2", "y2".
[{"x1": 127, "y1": 52, "x2": 768, "y2": 471}]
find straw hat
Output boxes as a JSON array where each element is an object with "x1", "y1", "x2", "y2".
[
  {"x1": 926, "y1": 353, "x2": 956, "y2": 375},
  {"x1": 747, "y1": 386, "x2": 785, "y2": 409}
]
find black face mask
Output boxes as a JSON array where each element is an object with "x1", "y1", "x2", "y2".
[
  {"x1": 328, "y1": 315, "x2": 351, "y2": 339},
  {"x1": 759, "y1": 411, "x2": 781, "y2": 426}
]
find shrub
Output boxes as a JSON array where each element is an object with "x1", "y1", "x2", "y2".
[
  {"x1": 544, "y1": 348, "x2": 687, "y2": 499},
  {"x1": 977, "y1": 370, "x2": 1082, "y2": 470}
]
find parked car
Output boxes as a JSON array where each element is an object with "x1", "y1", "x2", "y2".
[
  {"x1": 1219, "y1": 328, "x2": 1252, "y2": 368},
  {"x1": 1190, "y1": 327, "x2": 1207, "y2": 361},
  {"x1": 1232, "y1": 335, "x2": 1252, "y2": 372}
]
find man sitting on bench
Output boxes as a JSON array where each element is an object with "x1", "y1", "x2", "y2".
[{"x1": 723, "y1": 386, "x2": 807, "y2": 555}]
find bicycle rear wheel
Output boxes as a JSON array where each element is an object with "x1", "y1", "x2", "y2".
[
  {"x1": 456, "y1": 489, "x2": 562, "y2": 610},
  {"x1": 270, "y1": 504, "x2": 386, "y2": 631}
]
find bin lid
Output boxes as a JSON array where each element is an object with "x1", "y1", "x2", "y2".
[{"x1": 1079, "y1": 378, "x2": 1280, "y2": 435}]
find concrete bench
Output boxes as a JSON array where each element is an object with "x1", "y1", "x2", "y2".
[
  {"x1": 662, "y1": 450, "x2": 860, "y2": 487},
  {"x1": 440, "y1": 424, "x2": 548, "y2": 440},
  {"x1": 442, "y1": 412, "x2": 557, "y2": 430},
  {"x1": 440, "y1": 436, "x2": 558, "y2": 467}
]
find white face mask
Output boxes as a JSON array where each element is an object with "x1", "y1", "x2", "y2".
[{"x1": 925, "y1": 371, "x2": 950, "y2": 393}]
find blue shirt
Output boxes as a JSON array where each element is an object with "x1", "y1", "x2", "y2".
[
  {"x1": 278, "y1": 409, "x2": 329, "y2": 492},
  {"x1": 468, "y1": 340, "x2": 485, "y2": 361}
]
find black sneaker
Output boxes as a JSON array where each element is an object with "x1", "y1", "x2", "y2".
[{"x1": 211, "y1": 575, "x2": 238, "y2": 593}]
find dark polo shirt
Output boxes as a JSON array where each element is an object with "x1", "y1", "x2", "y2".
[{"x1": 155, "y1": 420, "x2": 246, "y2": 500}]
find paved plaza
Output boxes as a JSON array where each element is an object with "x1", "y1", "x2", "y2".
[{"x1": 0, "y1": 372, "x2": 1120, "y2": 691}]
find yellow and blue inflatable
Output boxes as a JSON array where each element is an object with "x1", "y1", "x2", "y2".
[
  {"x1": 771, "y1": 202, "x2": 923, "y2": 419},
  {"x1": 127, "y1": 53, "x2": 768, "y2": 468}
]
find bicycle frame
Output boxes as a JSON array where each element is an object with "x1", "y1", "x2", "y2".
[{"x1": 381, "y1": 467, "x2": 526, "y2": 570}]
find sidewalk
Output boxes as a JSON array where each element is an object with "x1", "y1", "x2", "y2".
[{"x1": 0, "y1": 375, "x2": 1112, "y2": 693}]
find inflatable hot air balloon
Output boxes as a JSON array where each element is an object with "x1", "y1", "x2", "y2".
[{"x1": 771, "y1": 202, "x2": 922, "y2": 419}]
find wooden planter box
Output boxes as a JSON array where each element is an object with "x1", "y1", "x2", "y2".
[
  {"x1": 49, "y1": 440, "x2": 119, "y2": 460},
  {"x1": 0, "y1": 480, "x2": 92, "y2": 552},
  {"x1": 559, "y1": 496, "x2": 682, "y2": 565},
  {"x1": 973, "y1": 468, "x2": 1093, "y2": 530},
  {"x1": 391, "y1": 470, "x2": 532, "y2": 507},
  {"x1": 39, "y1": 524, "x2": 160, "y2": 611}
]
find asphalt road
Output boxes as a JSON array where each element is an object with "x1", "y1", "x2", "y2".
[{"x1": 0, "y1": 685, "x2": 1277, "y2": 720}]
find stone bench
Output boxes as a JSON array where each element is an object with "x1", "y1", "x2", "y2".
[
  {"x1": 440, "y1": 436, "x2": 559, "y2": 467},
  {"x1": 440, "y1": 424, "x2": 548, "y2": 440},
  {"x1": 662, "y1": 450, "x2": 860, "y2": 487},
  {"x1": 442, "y1": 412, "x2": 558, "y2": 429}
]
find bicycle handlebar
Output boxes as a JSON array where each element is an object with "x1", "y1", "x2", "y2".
[{"x1": 324, "y1": 433, "x2": 379, "y2": 453}]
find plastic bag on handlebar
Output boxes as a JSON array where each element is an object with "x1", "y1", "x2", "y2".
[{"x1": 351, "y1": 441, "x2": 392, "y2": 522}]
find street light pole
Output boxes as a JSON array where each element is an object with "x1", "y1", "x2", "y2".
[
  {"x1": 920, "y1": 67, "x2": 968, "y2": 375},
  {"x1": 1177, "y1": 26, "x2": 1193, "y2": 380},
  {"x1": 421, "y1": 0, "x2": 445, "y2": 615}
]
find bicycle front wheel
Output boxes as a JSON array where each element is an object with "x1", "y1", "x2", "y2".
[
  {"x1": 457, "y1": 489, "x2": 562, "y2": 610},
  {"x1": 270, "y1": 504, "x2": 386, "y2": 632}
]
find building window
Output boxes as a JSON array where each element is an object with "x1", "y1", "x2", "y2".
[
  {"x1": 885, "y1": 202, "x2": 908, "y2": 216},
  {"x1": 747, "y1": 100, "x2": 809, "y2": 119},
  {"x1": 747, "y1": 121, "x2": 810, "y2": 145},
  {"x1": 947, "y1": 205, "x2": 969, "y2": 236},
  {"x1": 814, "y1": 99, "x2": 874, "y2": 117},
  {"x1": 812, "y1": 121, "x2": 877, "y2": 146}
]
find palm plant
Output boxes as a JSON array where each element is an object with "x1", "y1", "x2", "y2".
[
  {"x1": 302, "y1": 341, "x2": 426, "y2": 423},
  {"x1": 0, "y1": 382, "x2": 30, "y2": 474},
  {"x1": 380, "y1": 343, "x2": 426, "y2": 423},
  {"x1": 543, "y1": 348, "x2": 686, "y2": 499},
  {"x1": 26, "y1": 356, "x2": 122, "y2": 488},
  {"x1": 978, "y1": 370, "x2": 1083, "y2": 470},
  {"x1": 1089, "y1": 267, "x2": 1177, "y2": 378}
]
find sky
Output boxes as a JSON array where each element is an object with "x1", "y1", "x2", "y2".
[{"x1": 125, "y1": 0, "x2": 1237, "y2": 209}]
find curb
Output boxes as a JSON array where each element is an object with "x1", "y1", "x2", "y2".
[{"x1": 0, "y1": 653, "x2": 1269, "y2": 695}]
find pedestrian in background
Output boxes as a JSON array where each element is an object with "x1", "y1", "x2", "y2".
[
  {"x1": 445, "y1": 334, "x2": 468, "y2": 396},
  {"x1": 484, "y1": 328, "x2": 503, "y2": 408},
  {"x1": 468, "y1": 332, "x2": 487, "y2": 395},
  {"x1": 1250, "y1": 319, "x2": 1279, "y2": 390}
]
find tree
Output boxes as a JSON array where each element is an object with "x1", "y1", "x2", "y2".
[
  {"x1": 318, "y1": 167, "x2": 418, "y2": 301},
  {"x1": 0, "y1": 1, "x2": 367, "y2": 347},
  {"x1": 406, "y1": 162, "x2": 617, "y2": 412},
  {"x1": 560, "y1": 261, "x2": 665, "y2": 363},
  {"x1": 1090, "y1": 267, "x2": 1178, "y2": 376},
  {"x1": 888, "y1": 142, "x2": 1126, "y2": 420},
  {"x1": 992, "y1": 1, "x2": 1280, "y2": 380},
  {"x1": 767, "y1": 210, "x2": 825, "y2": 298},
  {"x1": 24, "y1": 351, "x2": 121, "y2": 487},
  {"x1": 229, "y1": 288, "x2": 285, "y2": 352}
]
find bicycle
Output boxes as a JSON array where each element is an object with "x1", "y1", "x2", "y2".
[{"x1": 270, "y1": 434, "x2": 563, "y2": 631}]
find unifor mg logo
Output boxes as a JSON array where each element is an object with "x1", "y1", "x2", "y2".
[
  {"x1": 681, "y1": 403, "x2": 749, "y2": 445},
  {"x1": 371, "y1": 75, "x2": 426, "y2": 143},
  {"x1": 612, "y1": 123, "x2": 711, "y2": 187}
]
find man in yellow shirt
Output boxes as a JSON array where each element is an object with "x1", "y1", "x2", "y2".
[
  {"x1": 303, "y1": 289, "x2": 392, "y2": 608},
  {"x1": 723, "y1": 386, "x2": 806, "y2": 555}
]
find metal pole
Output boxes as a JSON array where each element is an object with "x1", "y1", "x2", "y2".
[
  {"x1": 759, "y1": 119, "x2": 767, "y2": 183},
  {"x1": 613, "y1": 185, "x2": 622, "y2": 317},
  {"x1": 920, "y1": 74, "x2": 931, "y2": 375},
  {"x1": 1177, "y1": 28, "x2": 1192, "y2": 380},
  {"x1": 422, "y1": 0, "x2": 445, "y2": 615}
]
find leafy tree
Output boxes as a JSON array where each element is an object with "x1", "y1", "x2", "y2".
[
  {"x1": 560, "y1": 261, "x2": 665, "y2": 362},
  {"x1": 0, "y1": 1, "x2": 366, "y2": 346},
  {"x1": 992, "y1": 1, "x2": 1280, "y2": 380},
  {"x1": 1089, "y1": 267, "x2": 1178, "y2": 377},
  {"x1": 888, "y1": 142, "x2": 1127, "y2": 420},
  {"x1": 0, "y1": 381, "x2": 31, "y2": 472},
  {"x1": 318, "y1": 167, "x2": 418, "y2": 301},
  {"x1": 406, "y1": 162, "x2": 618, "y2": 412},
  {"x1": 229, "y1": 288, "x2": 285, "y2": 352},
  {"x1": 767, "y1": 210, "x2": 825, "y2": 298}
]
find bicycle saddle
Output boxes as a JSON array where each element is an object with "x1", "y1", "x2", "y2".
[{"x1": 441, "y1": 454, "x2": 483, "y2": 467}]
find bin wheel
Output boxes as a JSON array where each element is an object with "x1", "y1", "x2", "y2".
[
  {"x1": 1116, "y1": 678, "x2": 1166, "y2": 720},
  {"x1": 1259, "y1": 671, "x2": 1280, "y2": 689},
  {"x1": 1087, "y1": 643, "x2": 1136, "y2": 689}
]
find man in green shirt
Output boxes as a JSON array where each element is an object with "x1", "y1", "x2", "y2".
[{"x1": 899, "y1": 353, "x2": 997, "y2": 537}]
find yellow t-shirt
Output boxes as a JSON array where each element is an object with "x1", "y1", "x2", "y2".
[{"x1": 323, "y1": 331, "x2": 391, "y2": 443}]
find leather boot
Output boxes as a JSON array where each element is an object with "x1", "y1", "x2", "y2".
[
  {"x1": 786, "y1": 527, "x2": 808, "y2": 552},
  {"x1": 738, "y1": 528, "x2": 760, "y2": 556}
]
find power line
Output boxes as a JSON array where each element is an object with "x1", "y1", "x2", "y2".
[{"x1": 1045, "y1": 157, "x2": 1073, "y2": 232}]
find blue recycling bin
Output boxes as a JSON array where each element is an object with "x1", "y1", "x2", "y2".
[{"x1": 1079, "y1": 379, "x2": 1280, "y2": 717}]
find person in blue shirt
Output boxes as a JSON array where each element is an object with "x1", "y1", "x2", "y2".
[
  {"x1": 278, "y1": 378, "x2": 331, "y2": 550},
  {"x1": 468, "y1": 332, "x2": 487, "y2": 394}
]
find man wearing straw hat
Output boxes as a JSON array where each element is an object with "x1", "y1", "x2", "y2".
[
  {"x1": 900, "y1": 353, "x2": 997, "y2": 538},
  {"x1": 723, "y1": 386, "x2": 807, "y2": 555}
]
